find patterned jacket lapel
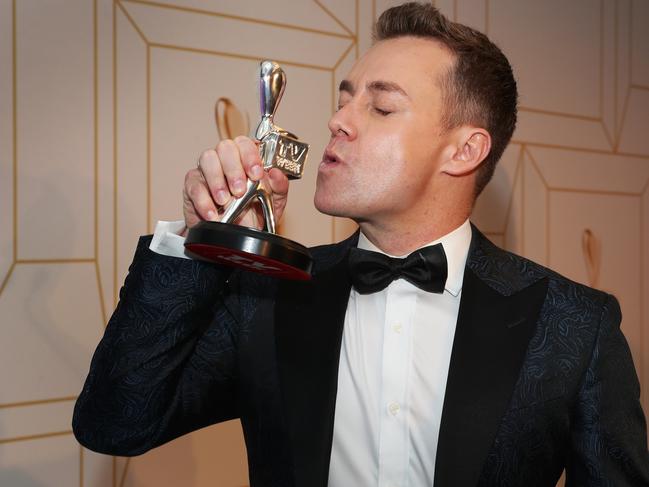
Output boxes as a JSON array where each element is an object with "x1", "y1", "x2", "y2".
[{"x1": 434, "y1": 224, "x2": 549, "y2": 485}]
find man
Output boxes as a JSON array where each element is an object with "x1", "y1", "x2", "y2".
[{"x1": 73, "y1": 3, "x2": 649, "y2": 486}]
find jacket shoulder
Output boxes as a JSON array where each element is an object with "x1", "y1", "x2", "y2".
[{"x1": 468, "y1": 224, "x2": 610, "y2": 308}]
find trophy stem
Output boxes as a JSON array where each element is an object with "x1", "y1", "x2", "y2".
[
  {"x1": 219, "y1": 178, "x2": 277, "y2": 234},
  {"x1": 256, "y1": 189, "x2": 276, "y2": 234}
]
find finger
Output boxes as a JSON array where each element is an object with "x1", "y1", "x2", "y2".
[
  {"x1": 184, "y1": 169, "x2": 218, "y2": 221},
  {"x1": 267, "y1": 167, "x2": 289, "y2": 197},
  {"x1": 267, "y1": 168, "x2": 289, "y2": 221},
  {"x1": 234, "y1": 135, "x2": 264, "y2": 181},
  {"x1": 197, "y1": 149, "x2": 230, "y2": 206},
  {"x1": 216, "y1": 139, "x2": 248, "y2": 198}
]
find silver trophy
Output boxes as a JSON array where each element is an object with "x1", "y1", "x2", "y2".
[{"x1": 185, "y1": 60, "x2": 313, "y2": 280}]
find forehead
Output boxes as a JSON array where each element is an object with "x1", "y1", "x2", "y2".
[{"x1": 345, "y1": 36, "x2": 455, "y2": 92}]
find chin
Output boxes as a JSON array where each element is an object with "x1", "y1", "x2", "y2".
[{"x1": 314, "y1": 192, "x2": 348, "y2": 218}]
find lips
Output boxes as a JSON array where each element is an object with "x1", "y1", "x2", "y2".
[{"x1": 320, "y1": 148, "x2": 342, "y2": 170}]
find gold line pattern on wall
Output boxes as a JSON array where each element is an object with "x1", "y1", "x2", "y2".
[
  {"x1": 0, "y1": 430, "x2": 73, "y2": 445},
  {"x1": 314, "y1": 0, "x2": 355, "y2": 37},
  {"x1": 113, "y1": 0, "x2": 119, "y2": 309},
  {"x1": 119, "y1": 457, "x2": 131, "y2": 487},
  {"x1": 599, "y1": 0, "x2": 604, "y2": 119},
  {"x1": 511, "y1": 139, "x2": 649, "y2": 159},
  {"x1": 614, "y1": 0, "x2": 619, "y2": 138},
  {"x1": 0, "y1": 395, "x2": 77, "y2": 409},
  {"x1": 641, "y1": 185, "x2": 647, "y2": 417},
  {"x1": 117, "y1": 0, "x2": 149, "y2": 43},
  {"x1": 80, "y1": 445, "x2": 84, "y2": 487},
  {"x1": 500, "y1": 144, "x2": 525, "y2": 249},
  {"x1": 150, "y1": 43, "x2": 334, "y2": 71},
  {"x1": 12, "y1": 0, "x2": 17, "y2": 263},
  {"x1": 124, "y1": 0, "x2": 354, "y2": 39},
  {"x1": 518, "y1": 106, "x2": 602, "y2": 123},
  {"x1": 15, "y1": 258, "x2": 96, "y2": 264},
  {"x1": 0, "y1": 262, "x2": 16, "y2": 297}
]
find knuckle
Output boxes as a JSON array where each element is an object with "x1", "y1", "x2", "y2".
[
  {"x1": 234, "y1": 135, "x2": 252, "y2": 146},
  {"x1": 187, "y1": 182, "x2": 203, "y2": 200},
  {"x1": 216, "y1": 139, "x2": 235, "y2": 155},
  {"x1": 199, "y1": 148, "x2": 215, "y2": 161}
]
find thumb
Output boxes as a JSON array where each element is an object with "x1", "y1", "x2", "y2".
[{"x1": 267, "y1": 168, "x2": 289, "y2": 218}]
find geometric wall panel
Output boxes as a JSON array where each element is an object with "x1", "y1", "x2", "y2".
[
  {"x1": 0, "y1": 400, "x2": 74, "y2": 442},
  {"x1": 472, "y1": 143, "x2": 522, "y2": 239},
  {"x1": 0, "y1": 263, "x2": 103, "y2": 404},
  {"x1": 115, "y1": 5, "x2": 149, "y2": 292},
  {"x1": 0, "y1": 0, "x2": 13, "y2": 293},
  {"x1": 15, "y1": 0, "x2": 95, "y2": 260},
  {"x1": 618, "y1": 88, "x2": 649, "y2": 155},
  {"x1": 133, "y1": 0, "x2": 350, "y2": 37},
  {"x1": 631, "y1": 0, "x2": 649, "y2": 87},
  {"x1": 490, "y1": 0, "x2": 600, "y2": 118},
  {"x1": 0, "y1": 435, "x2": 79, "y2": 487},
  {"x1": 514, "y1": 110, "x2": 612, "y2": 151},
  {"x1": 528, "y1": 147, "x2": 649, "y2": 193},
  {"x1": 121, "y1": 1, "x2": 352, "y2": 68}
]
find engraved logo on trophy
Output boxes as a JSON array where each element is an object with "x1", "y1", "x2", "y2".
[{"x1": 185, "y1": 60, "x2": 314, "y2": 280}]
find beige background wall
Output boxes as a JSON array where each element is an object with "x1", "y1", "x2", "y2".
[{"x1": 0, "y1": 0, "x2": 647, "y2": 486}]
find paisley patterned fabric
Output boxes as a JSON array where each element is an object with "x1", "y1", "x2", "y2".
[{"x1": 73, "y1": 226, "x2": 649, "y2": 486}]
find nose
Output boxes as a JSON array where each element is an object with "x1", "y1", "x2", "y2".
[{"x1": 327, "y1": 104, "x2": 356, "y2": 140}]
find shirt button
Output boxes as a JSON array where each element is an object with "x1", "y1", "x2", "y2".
[
  {"x1": 388, "y1": 402, "x2": 400, "y2": 416},
  {"x1": 392, "y1": 323, "x2": 402, "y2": 334}
]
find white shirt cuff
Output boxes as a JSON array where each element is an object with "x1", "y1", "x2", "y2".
[{"x1": 149, "y1": 220, "x2": 191, "y2": 259}]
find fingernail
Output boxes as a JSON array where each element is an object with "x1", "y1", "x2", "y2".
[
  {"x1": 233, "y1": 179, "x2": 245, "y2": 195},
  {"x1": 207, "y1": 210, "x2": 217, "y2": 221},
  {"x1": 216, "y1": 190, "x2": 229, "y2": 205},
  {"x1": 251, "y1": 164, "x2": 263, "y2": 179}
]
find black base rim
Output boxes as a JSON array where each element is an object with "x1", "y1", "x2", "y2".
[{"x1": 185, "y1": 221, "x2": 313, "y2": 280}]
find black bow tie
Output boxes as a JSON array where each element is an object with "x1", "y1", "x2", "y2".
[{"x1": 348, "y1": 244, "x2": 448, "y2": 294}]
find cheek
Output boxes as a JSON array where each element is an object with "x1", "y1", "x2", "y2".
[
  {"x1": 364, "y1": 131, "x2": 407, "y2": 176},
  {"x1": 367, "y1": 130, "x2": 427, "y2": 189}
]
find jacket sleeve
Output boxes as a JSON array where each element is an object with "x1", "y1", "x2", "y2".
[
  {"x1": 72, "y1": 235, "x2": 242, "y2": 456},
  {"x1": 567, "y1": 293, "x2": 649, "y2": 486}
]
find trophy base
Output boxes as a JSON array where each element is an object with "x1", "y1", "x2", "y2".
[{"x1": 185, "y1": 221, "x2": 313, "y2": 280}]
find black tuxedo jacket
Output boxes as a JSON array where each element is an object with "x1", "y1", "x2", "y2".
[{"x1": 73, "y1": 224, "x2": 649, "y2": 486}]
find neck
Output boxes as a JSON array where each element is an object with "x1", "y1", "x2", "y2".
[
  {"x1": 353, "y1": 178, "x2": 476, "y2": 255},
  {"x1": 358, "y1": 211, "x2": 470, "y2": 256}
]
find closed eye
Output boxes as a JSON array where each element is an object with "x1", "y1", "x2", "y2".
[{"x1": 374, "y1": 107, "x2": 392, "y2": 116}]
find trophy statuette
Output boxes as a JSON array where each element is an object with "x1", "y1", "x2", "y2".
[{"x1": 185, "y1": 60, "x2": 313, "y2": 280}]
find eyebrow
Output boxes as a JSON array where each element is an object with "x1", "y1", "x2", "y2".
[{"x1": 339, "y1": 79, "x2": 409, "y2": 99}]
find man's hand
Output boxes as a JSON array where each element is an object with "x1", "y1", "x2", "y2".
[{"x1": 183, "y1": 136, "x2": 289, "y2": 235}]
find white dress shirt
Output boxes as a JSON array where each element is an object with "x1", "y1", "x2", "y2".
[
  {"x1": 328, "y1": 220, "x2": 471, "y2": 487},
  {"x1": 149, "y1": 218, "x2": 472, "y2": 486}
]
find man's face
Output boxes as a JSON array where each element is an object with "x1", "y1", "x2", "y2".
[{"x1": 314, "y1": 36, "x2": 456, "y2": 225}]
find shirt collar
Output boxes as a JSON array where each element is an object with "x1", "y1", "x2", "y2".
[{"x1": 357, "y1": 218, "x2": 472, "y2": 297}]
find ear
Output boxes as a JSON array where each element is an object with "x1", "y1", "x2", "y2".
[{"x1": 440, "y1": 127, "x2": 491, "y2": 177}]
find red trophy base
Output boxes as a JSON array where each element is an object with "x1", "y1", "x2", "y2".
[{"x1": 185, "y1": 221, "x2": 313, "y2": 280}]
